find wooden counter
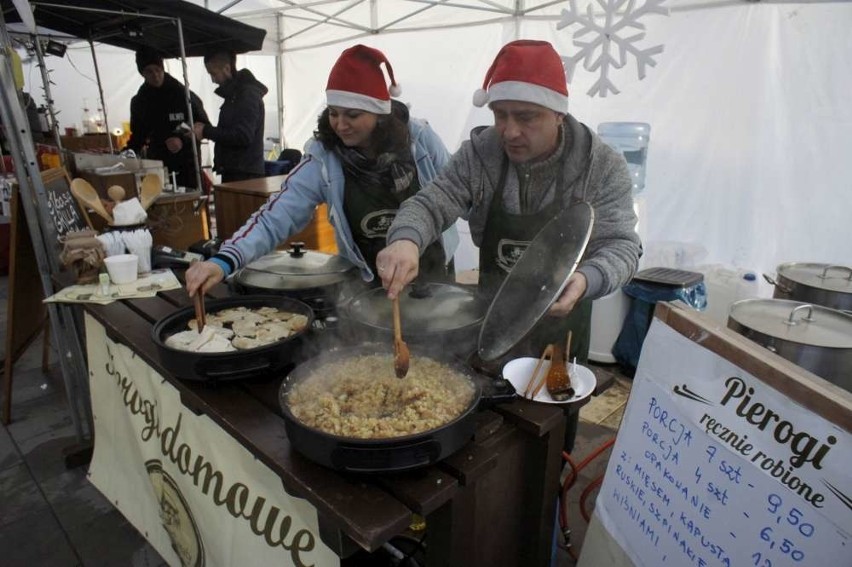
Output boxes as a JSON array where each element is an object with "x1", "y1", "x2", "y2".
[
  {"x1": 83, "y1": 284, "x2": 567, "y2": 565},
  {"x1": 213, "y1": 175, "x2": 337, "y2": 253}
]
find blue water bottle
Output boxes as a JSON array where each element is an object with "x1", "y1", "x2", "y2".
[{"x1": 597, "y1": 122, "x2": 651, "y2": 195}]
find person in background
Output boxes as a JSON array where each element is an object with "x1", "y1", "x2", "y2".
[
  {"x1": 186, "y1": 44, "x2": 457, "y2": 296},
  {"x1": 376, "y1": 39, "x2": 641, "y2": 448},
  {"x1": 193, "y1": 51, "x2": 267, "y2": 183},
  {"x1": 126, "y1": 48, "x2": 209, "y2": 189}
]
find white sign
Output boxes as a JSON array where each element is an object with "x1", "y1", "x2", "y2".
[
  {"x1": 85, "y1": 315, "x2": 339, "y2": 567},
  {"x1": 596, "y1": 320, "x2": 851, "y2": 567}
]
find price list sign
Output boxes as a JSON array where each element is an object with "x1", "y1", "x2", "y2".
[{"x1": 595, "y1": 320, "x2": 850, "y2": 567}]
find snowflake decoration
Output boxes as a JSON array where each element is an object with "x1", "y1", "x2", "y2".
[{"x1": 557, "y1": 0, "x2": 669, "y2": 97}]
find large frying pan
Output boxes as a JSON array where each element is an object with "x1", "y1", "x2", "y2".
[
  {"x1": 152, "y1": 295, "x2": 314, "y2": 383},
  {"x1": 278, "y1": 344, "x2": 516, "y2": 473}
]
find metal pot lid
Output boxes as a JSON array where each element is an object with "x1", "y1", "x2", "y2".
[
  {"x1": 346, "y1": 282, "x2": 485, "y2": 335},
  {"x1": 478, "y1": 201, "x2": 594, "y2": 361},
  {"x1": 235, "y1": 243, "x2": 356, "y2": 290},
  {"x1": 777, "y1": 262, "x2": 852, "y2": 294},
  {"x1": 729, "y1": 299, "x2": 852, "y2": 349}
]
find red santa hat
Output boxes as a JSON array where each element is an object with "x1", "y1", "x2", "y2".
[
  {"x1": 326, "y1": 44, "x2": 401, "y2": 115},
  {"x1": 472, "y1": 40, "x2": 569, "y2": 113}
]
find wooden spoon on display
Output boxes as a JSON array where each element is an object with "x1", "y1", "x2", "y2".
[
  {"x1": 392, "y1": 296, "x2": 410, "y2": 378},
  {"x1": 107, "y1": 185, "x2": 126, "y2": 203},
  {"x1": 140, "y1": 173, "x2": 163, "y2": 210},
  {"x1": 70, "y1": 177, "x2": 114, "y2": 224}
]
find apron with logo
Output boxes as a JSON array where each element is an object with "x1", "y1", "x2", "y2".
[
  {"x1": 477, "y1": 158, "x2": 592, "y2": 451},
  {"x1": 343, "y1": 172, "x2": 448, "y2": 283}
]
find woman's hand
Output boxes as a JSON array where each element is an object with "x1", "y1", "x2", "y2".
[
  {"x1": 548, "y1": 272, "x2": 587, "y2": 316},
  {"x1": 185, "y1": 260, "x2": 225, "y2": 297},
  {"x1": 376, "y1": 240, "x2": 420, "y2": 299}
]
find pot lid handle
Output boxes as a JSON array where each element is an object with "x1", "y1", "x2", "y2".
[
  {"x1": 819, "y1": 265, "x2": 852, "y2": 281},
  {"x1": 783, "y1": 304, "x2": 816, "y2": 326},
  {"x1": 289, "y1": 242, "x2": 306, "y2": 258}
]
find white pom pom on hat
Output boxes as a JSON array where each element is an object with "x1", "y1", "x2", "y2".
[
  {"x1": 326, "y1": 44, "x2": 401, "y2": 115},
  {"x1": 473, "y1": 40, "x2": 569, "y2": 113},
  {"x1": 472, "y1": 88, "x2": 489, "y2": 107}
]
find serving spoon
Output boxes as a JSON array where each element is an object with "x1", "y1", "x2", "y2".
[
  {"x1": 70, "y1": 177, "x2": 114, "y2": 224},
  {"x1": 392, "y1": 296, "x2": 410, "y2": 378}
]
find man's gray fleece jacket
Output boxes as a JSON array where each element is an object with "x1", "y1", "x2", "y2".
[{"x1": 387, "y1": 113, "x2": 641, "y2": 299}]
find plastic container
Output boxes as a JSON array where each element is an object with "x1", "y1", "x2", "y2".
[
  {"x1": 597, "y1": 122, "x2": 651, "y2": 195},
  {"x1": 695, "y1": 265, "x2": 761, "y2": 326},
  {"x1": 589, "y1": 290, "x2": 631, "y2": 363},
  {"x1": 104, "y1": 254, "x2": 139, "y2": 284}
]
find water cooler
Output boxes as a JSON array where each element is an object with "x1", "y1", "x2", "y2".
[{"x1": 589, "y1": 122, "x2": 650, "y2": 363}]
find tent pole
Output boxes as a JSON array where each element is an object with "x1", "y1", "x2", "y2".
[
  {"x1": 175, "y1": 18, "x2": 204, "y2": 194},
  {"x1": 276, "y1": 12, "x2": 285, "y2": 148},
  {"x1": 87, "y1": 38, "x2": 114, "y2": 153}
]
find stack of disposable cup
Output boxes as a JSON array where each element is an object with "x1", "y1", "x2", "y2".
[
  {"x1": 122, "y1": 228, "x2": 153, "y2": 274},
  {"x1": 96, "y1": 232, "x2": 126, "y2": 257}
]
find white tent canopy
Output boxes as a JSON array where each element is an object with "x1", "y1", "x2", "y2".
[{"x1": 16, "y1": 0, "x2": 852, "y2": 282}]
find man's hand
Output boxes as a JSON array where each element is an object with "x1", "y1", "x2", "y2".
[
  {"x1": 375, "y1": 240, "x2": 420, "y2": 299},
  {"x1": 192, "y1": 122, "x2": 206, "y2": 140},
  {"x1": 165, "y1": 136, "x2": 183, "y2": 153},
  {"x1": 548, "y1": 272, "x2": 587, "y2": 316},
  {"x1": 185, "y1": 260, "x2": 225, "y2": 297}
]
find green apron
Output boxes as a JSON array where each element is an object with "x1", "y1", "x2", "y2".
[{"x1": 343, "y1": 170, "x2": 449, "y2": 283}]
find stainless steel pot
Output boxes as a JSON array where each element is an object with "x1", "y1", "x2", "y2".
[
  {"x1": 727, "y1": 299, "x2": 852, "y2": 392},
  {"x1": 764, "y1": 263, "x2": 852, "y2": 312}
]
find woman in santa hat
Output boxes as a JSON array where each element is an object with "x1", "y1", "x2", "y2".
[{"x1": 186, "y1": 44, "x2": 457, "y2": 295}]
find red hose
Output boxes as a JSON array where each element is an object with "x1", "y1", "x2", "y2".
[
  {"x1": 580, "y1": 475, "x2": 605, "y2": 522},
  {"x1": 557, "y1": 437, "x2": 616, "y2": 558}
]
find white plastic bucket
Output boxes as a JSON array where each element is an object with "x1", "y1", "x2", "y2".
[{"x1": 589, "y1": 290, "x2": 631, "y2": 363}]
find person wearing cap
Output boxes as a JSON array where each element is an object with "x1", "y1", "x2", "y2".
[
  {"x1": 185, "y1": 44, "x2": 457, "y2": 296},
  {"x1": 192, "y1": 51, "x2": 268, "y2": 183},
  {"x1": 376, "y1": 39, "x2": 641, "y2": 443},
  {"x1": 126, "y1": 48, "x2": 209, "y2": 189}
]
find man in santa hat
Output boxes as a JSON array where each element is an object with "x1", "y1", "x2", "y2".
[{"x1": 376, "y1": 39, "x2": 641, "y2": 446}]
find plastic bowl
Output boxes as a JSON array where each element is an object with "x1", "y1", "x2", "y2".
[{"x1": 104, "y1": 254, "x2": 139, "y2": 284}]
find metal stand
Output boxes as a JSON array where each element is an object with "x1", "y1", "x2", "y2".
[{"x1": 0, "y1": 17, "x2": 93, "y2": 446}]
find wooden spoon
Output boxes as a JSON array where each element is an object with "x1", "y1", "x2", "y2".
[
  {"x1": 140, "y1": 173, "x2": 163, "y2": 210},
  {"x1": 546, "y1": 332, "x2": 575, "y2": 402},
  {"x1": 392, "y1": 296, "x2": 410, "y2": 378},
  {"x1": 193, "y1": 291, "x2": 207, "y2": 334},
  {"x1": 70, "y1": 178, "x2": 114, "y2": 224},
  {"x1": 107, "y1": 185, "x2": 126, "y2": 203}
]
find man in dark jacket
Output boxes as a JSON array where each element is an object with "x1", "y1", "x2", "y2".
[
  {"x1": 127, "y1": 49, "x2": 209, "y2": 189},
  {"x1": 193, "y1": 51, "x2": 268, "y2": 183}
]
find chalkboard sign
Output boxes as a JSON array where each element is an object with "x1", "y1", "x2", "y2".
[
  {"x1": 589, "y1": 308, "x2": 850, "y2": 567},
  {"x1": 41, "y1": 167, "x2": 87, "y2": 243}
]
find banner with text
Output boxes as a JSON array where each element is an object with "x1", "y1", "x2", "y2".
[
  {"x1": 596, "y1": 319, "x2": 850, "y2": 567},
  {"x1": 85, "y1": 315, "x2": 339, "y2": 567}
]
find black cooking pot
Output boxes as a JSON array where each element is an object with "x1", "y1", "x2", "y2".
[
  {"x1": 152, "y1": 295, "x2": 314, "y2": 383},
  {"x1": 278, "y1": 344, "x2": 515, "y2": 473},
  {"x1": 340, "y1": 282, "x2": 487, "y2": 358}
]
